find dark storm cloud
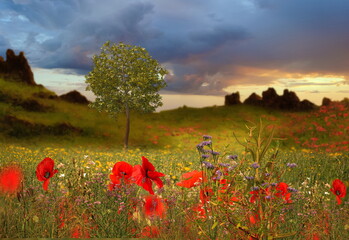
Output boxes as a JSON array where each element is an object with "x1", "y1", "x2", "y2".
[{"x1": 1, "y1": 0, "x2": 349, "y2": 94}]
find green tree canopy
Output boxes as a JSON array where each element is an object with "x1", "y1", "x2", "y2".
[{"x1": 85, "y1": 41, "x2": 168, "y2": 148}]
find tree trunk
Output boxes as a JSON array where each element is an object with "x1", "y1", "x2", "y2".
[{"x1": 124, "y1": 104, "x2": 130, "y2": 150}]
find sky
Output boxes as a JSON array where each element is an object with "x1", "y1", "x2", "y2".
[{"x1": 1, "y1": 0, "x2": 349, "y2": 111}]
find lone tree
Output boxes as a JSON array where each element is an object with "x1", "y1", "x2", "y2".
[{"x1": 85, "y1": 41, "x2": 167, "y2": 149}]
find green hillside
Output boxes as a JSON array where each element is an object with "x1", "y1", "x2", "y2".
[{"x1": 0, "y1": 76, "x2": 348, "y2": 152}]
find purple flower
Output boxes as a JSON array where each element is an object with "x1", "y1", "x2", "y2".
[
  {"x1": 265, "y1": 173, "x2": 271, "y2": 177},
  {"x1": 219, "y1": 163, "x2": 230, "y2": 167},
  {"x1": 213, "y1": 170, "x2": 223, "y2": 180},
  {"x1": 201, "y1": 141, "x2": 212, "y2": 146},
  {"x1": 252, "y1": 186, "x2": 260, "y2": 191},
  {"x1": 201, "y1": 154, "x2": 210, "y2": 159},
  {"x1": 202, "y1": 161, "x2": 215, "y2": 169},
  {"x1": 286, "y1": 163, "x2": 297, "y2": 168},
  {"x1": 202, "y1": 135, "x2": 212, "y2": 140},
  {"x1": 245, "y1": 176, "x2": 254, "y2": 180},
  {"x1": 251, "y1": 162, "x2": 260, "y2": 169},
  {"x1": 210, "y1": 150, "x2": 220, "y2": 156},
  {"x1": 227, "y1": 165, "x2": 237, "y2": 172},
  {"x1": 227, "y1": 155, "x2": 238, "y2": 160},
  {"x1": 287, "y1": 187, "x2": 298, "y2": 192}
]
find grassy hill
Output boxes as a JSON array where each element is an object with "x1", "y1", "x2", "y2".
[{"x1": 0, "y1": 76, "x2": 348, "y2": 152}]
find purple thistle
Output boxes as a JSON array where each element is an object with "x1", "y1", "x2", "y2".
[
  {"x1": 219, "y1": 163, "x2": 230, "y2": 167},
  {"x1": 201, "y1": 141, "x2": 212, "y2": 146},
  {"x1": 203, "y1": 135, "x2": 212, "y2": 140},
  {"x1": 286, "y1": 163, "x2": 297, "y2": 168},
  {"x1": 202, "y1": 161, "x2": 215, "y2": 169},
  {"x1": 287, "y1": 187, "x2": 298, "y2": 192},
  {"x1": 251, "y1": 162, "x2": 260, "y2": 169},
  {"x1": 213, "y1": 170, "x2": 223, "y2": 180},
  {"x1": 210, "y1": 150, "x2": 220, "y2": 156}
]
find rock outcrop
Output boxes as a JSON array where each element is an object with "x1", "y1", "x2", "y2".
[
  {"x1": 0, "y1": 49, "x2": 36, "y2": 85},
  {"x1": 243, "y1": 93, "x2": 263, "y2": 106},
  {"x1": 224, "y1": 92, "x2": 241, "y2": 105},
  {"x1": 59, "y1": 90, "x2": 90, "y2": 105},
  {"x1": 226, "y1": 87, "x2": 317, "y2": 111}
]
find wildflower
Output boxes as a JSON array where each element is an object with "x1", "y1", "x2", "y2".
[
  {"x1": 176, "y1": 170, "x2": 205, "y2": 188},
  {"x1": 286, "y1": 163, "x2": 297, "y2": 168},
  {"x1": 251, "y1": 162, "x2": 260, "y2": 169},
  {"x1": 210, "y1": 150, "x2": 220, "y2": 156},
  {"x1": 201, "y1": 154, "x2": 210, "y2": 159},
  {"x1": 132, "y1": 156, "x2": 165, "y2": 195},
  {"x1": 202, "y1": 135, "x2": 212, "y2": 140},
  {"x1": 330, "y1": 179, "x2": 346, "y2": 205},
  {"x1": 275, "y1": 182, "x2": 292, "y2": 203},
  {"x1": 213, "y1": 170, "x2": 223, "y2": 180},
  {"x1": 202, "y1": 161, "x2": 215, "y2": 169},
  {"x1": 109, "y1": 161, "x2": 133, "y2": 190},
  {"x1": 144, "y1": 195, "x2": 166, "y2": 218},
  {"x1": 201, "y1": 140, "x2": 212, "y2": 146},
  {"x1": 0, "y1": 165, "x2": 23, "y2": 195},
  {"x1": 287, "y1": 187, "x2": 298, "y2": 193},
  {"x1": 139, "y1": 226, "x2": 160, "y2": 238},
  {"x1": 219, "y1": 163, "x2": 230, "y2": 167},
  {"x1": 200, "y1": 187, "x2": 214, "y2": 204},
  {"x1": 245, "y1": 176, "x2": 255, "y2": 180},
  {"x1": 227, "y1": 164, "x2": 237, "y2": 172},
  {"x1": 36, "y1": 158, "x2": 58, "y2": 191},
  {"x1": 227, "y1": 155, "x2": 238, "y2": 160}
]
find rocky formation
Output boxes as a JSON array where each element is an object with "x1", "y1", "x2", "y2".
[
  {"x1": 224, "y1": 92, "x2": 241, "y2": 105},
  {"x1": 59, "y1": 90, "x2": 90, "y2": 105},
  {"x1": 322, "y1": 97, "x2": 332, "y2": 106},
  {"x1": 0, "y1": 49, "x2": 36, "y2": 85},
  {"x1": 243, "y1": 93, "x2": 262, "y2": 106},
  {"x1": 225, "y1": 87, "x2": 317, "y2": 111}
]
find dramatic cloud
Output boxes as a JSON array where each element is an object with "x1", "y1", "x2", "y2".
[{"x1": 1, "y1": 0, "x2": 349, "y2": 96}]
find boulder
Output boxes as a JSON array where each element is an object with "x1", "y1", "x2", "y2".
[
  {"x1": 244, "y1": 93, "x2": 263, "y2": 106},
  {"x1": 59, "y1": 90, "x2": 90, "y2": 105},
  {"x1": 322, "y1": 97, "x2": 332, "y2": 106},
  {"x1": 279, "y1": 89, "x2": 300, "y2": 110},
  {"x1": 224, "y1": 91, "x2": 241, "y2": 105},
  {"x1": 262, "y1": 88, "x2": 279, "y2": 107},
  {"x1": 299, "y1": 99, "x2": 317, "y2": 111}
]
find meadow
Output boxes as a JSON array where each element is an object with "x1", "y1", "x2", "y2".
[{"x1": 0, "y1": 79, "x2": 349, "y2": 239}]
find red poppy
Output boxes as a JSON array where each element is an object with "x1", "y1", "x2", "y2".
[
  {"x1": 330, "y1": 179, "x2": 346, "y2": 205},
  {"x1": 144, "y1": 195, "x2": 166, "y2": 218},
  {"x1": 0, "y1": 165, "x2": 23, "y2": 195},
  {"x1": 139, "y1": 226, "x2": 160, "y2": 238},
  {"x1": 192, "y1": 203, "x2": 207, "y2": 219},
  {"x1": 200, "y1": 187, "x2": 214, "y2": 204},
  {"x1": 176, "y1": 170, "x2": 205, "y2": 188},
  {"x1": 36, "y1": 157, "x2": 58, "y2": 191},
  {"x1": 132, "y1": 156, "x2": 165, "y2": 195},
  {"x1": 275, "y1": 182, "x2": 292, "y2": 203},
  {"x1": 109, "y1": 161, "x2": 133, "y2": 190},
  {"x1": 249, "y1": 213, "x2": 260, "y2": 225},
  {"x1": 71, "y1": 225, "x2": 90, "y2": 238}
]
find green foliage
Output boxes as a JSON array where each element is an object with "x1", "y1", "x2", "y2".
[{"x1": 85, "y1": 41, "x2": 168, "y2": 115}]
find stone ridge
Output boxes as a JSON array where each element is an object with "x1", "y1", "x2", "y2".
[
  {"x1": 0, "y1": 49, "x2": 36, "y2": 85},
  {"x1": 225, "y1": 88, "x2": 317, "y2": 111}
]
